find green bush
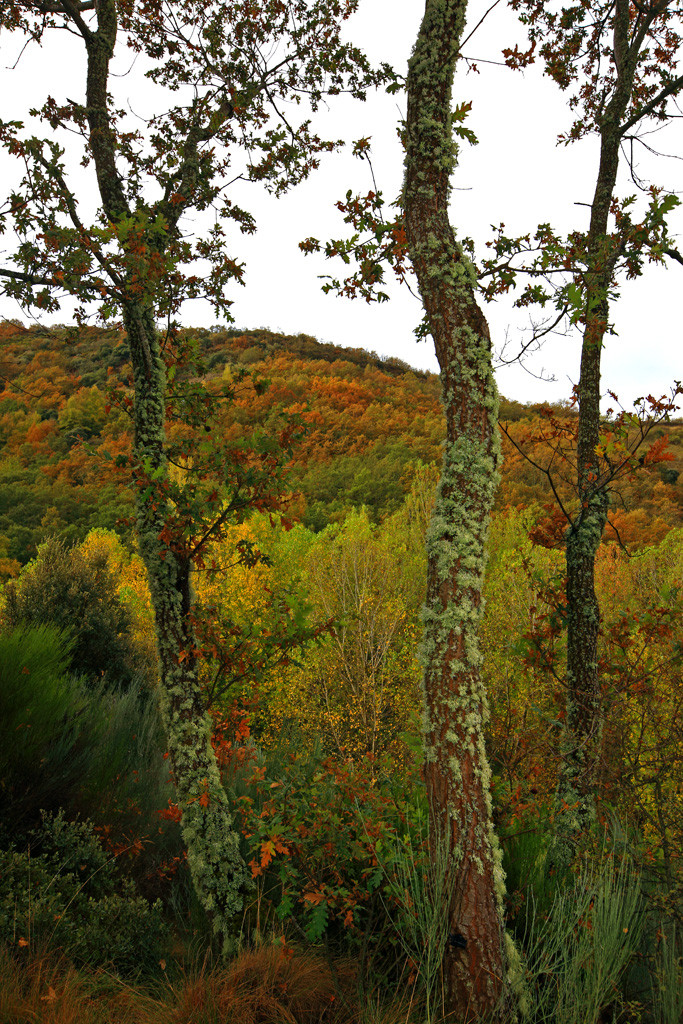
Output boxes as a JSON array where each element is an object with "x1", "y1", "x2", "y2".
[
  {"x1": 73, "y1": 674, "x2": 168, "y2": 825},
  {"x1": 0, "y1": 625, "x2": 91, "y2": 829},
  {"x1": 34, "y1": 808, "x2": 120, "y2": 899},
  {"x1": 0, "y1": 811, "x2": 167, "y2": 977},
  {"x1": 3, "y1": 536, "x2": 136, "y2": 687},
  {"x1": 500, "y1": 800, "x2": 572, "y2": 933},
  {"x1": 0, "y1": 624, "x2": 166, "y2": 837}
]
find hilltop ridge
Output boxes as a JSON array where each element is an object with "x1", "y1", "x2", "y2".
[{"x1": 0, "y1": 321, "x2": 680, "y2": 571}]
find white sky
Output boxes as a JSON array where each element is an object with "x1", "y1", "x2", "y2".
[{"x1": 0, "y1": 0, "x2": 681, "y2": 407}]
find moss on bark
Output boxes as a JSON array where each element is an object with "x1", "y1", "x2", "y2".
[
  {"x1": 125, "y1": 305, "x2": 249, "y2": 949},
  {"x1": 404, "y1": 1, "x2": 512, "y2": 1017}
]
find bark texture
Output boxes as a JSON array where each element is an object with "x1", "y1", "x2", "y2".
[
  {"x1": 404, "y1": 1, "x2": 510, "y2": 1017},
  {"x1": 125, "y1": 306, "x2": 249, "y2": 947},
  {"x1": 558, "y1": 0, "x2": 638, "y2": 837},
  {"x1": 81, "y1": 0, "x2": 249, "y2": 947}
]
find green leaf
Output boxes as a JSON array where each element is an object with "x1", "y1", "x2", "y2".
[{"x1": 304, "y1": 900, "x2": 329, "y2": 942}]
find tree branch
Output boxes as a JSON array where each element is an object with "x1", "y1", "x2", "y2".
[
  {"x1": 83, "y1": 0, "x2": 129, "y2": 222},
  {"x1": 29, "y1": 0, "x2": 94, "y2": 16},
  {"x1": 58, "y1": 0, "x2": 94, "y2": 40},
  {"x1": 0, "y1": 265, "x2": 109, "y2": 296},
  {"x1": 664, "y1": 247, "x2": 683, "y2": 266},
  {"x1": 157, "y1": 95, "x2": 234, "y2": 232},
  {"x1": 620, "y1": 72, "x2": 683, "y2": 135},
  {"x1": 0, "y1": 267, "x2": 60, "y2": 288},
  {"x1": 30, "y1": 147, "x2": 123, "y2": 287}
]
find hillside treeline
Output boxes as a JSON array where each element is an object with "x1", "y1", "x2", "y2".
[{"x1": 1, "y1": 321, "x2": 681, "y2": 573}]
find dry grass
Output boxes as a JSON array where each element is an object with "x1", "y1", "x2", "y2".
[
  {"x1": 0, "y1": 941, "x2": 423, "y2": 1024},
  {"x1": 0, "y1": 943, "x2": 137, "y2": 1024},
  {"x1": 137, "y1": 944, "x2": 356, "y2": 1024}
]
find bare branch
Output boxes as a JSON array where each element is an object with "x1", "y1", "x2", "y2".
[
  {"x1": 664, "y1": 247, "x2": 683, "y2": 266},
  {"x1": 499, "y1": 420, "x2": 574, "y2": 523},
  {"x1": 459, "y1": 0, "x2": 504, "y2": 50}
]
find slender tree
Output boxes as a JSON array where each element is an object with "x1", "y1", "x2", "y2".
[
  {"x1": 487, "y1": 0, "x2": 683, "y2": 837},
  {"x1": 301, "y1": 2, "x2": 514, "y2": 1013},
  {"x1": 402, "y1": 1, "x2": 510, "y2": 1017},
  {"x1": 0, "y1": 0, "x2": 390, "y2": 949}
]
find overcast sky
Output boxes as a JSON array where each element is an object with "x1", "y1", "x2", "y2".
[{"x1": 0, "y1": 0, "x2": 681, "y2": 407}]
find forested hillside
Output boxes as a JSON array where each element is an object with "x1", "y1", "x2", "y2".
[
  {"x1": 3, "y1": 0, "x2": 683, "y2": 1016},
  {"x1": 2, "y1": 318, "x2": 683, "y2": 1024},
  {"x1": 2, "y1": 316, "x2": 682, "y2": 897},
  {"x1": 1, "y1": 320, "x2": 680, "y2": 573}
]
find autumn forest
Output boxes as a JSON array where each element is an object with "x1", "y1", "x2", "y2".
[
  {"x1": 1, "y1": 0, "x2": 683, "y2": 1022},
  {"x1": 1, "y1": 318, "x2": 682, "y2": 1020}
]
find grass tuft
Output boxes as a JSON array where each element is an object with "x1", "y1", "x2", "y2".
[
  {"x1": 137, "y1": 944, "x2": 356, "y2": 1024},
  {"x1": 0, "y1": 943, "x2": 137, "y2": 1024}
]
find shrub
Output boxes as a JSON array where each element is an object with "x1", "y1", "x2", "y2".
[
  {"x1": 213, "y1": 721, "x2": 426, "y2": 990},
  {"x1": 0, "y1": 811, "x2": 168, "y2": 977},
  {"x1": 3, "y1": 536, "x2": 137, "y2": 687},
  {"x1": 0, "y1": 625, "x2": 91, "y2": 829},
  {"x1": 0, "y1": 624, "x2": 168, "y2": 841},
  {"x1": 499, "y1": 797, "x2": 572, "y2": 933}
]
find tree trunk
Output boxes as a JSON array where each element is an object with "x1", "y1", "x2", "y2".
[
  {"x1": 404, "y1": 1, "x2": 510, "y2": 1017},
  {"x1": 557, "y1": 10, "x2": 636, "y2": 838},
  {"x1": 75, "y1": 0, "x2": 251, "y2": 942},
  {"x1": 125, "y1": 303, "x2": 249, "y2": 949}
]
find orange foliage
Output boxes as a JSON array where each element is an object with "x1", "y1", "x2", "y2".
[{"x1": 0, "y1": 321, "x2": 679, "y2": 569}]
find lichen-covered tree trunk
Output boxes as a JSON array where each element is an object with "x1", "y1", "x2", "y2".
[
  {"x1": 74, "y1": 0, "x2": 250, "y2": 946},
  {"x1": 559, "y1": 334, "x2": 609, "y2": 835},
  {"x1": 404, "y1": 1, "x2": 509, "y2": 1017},
  {"x1": 558, "y1": 6, "x2": 636, "y2": 837},
  {"x1": 125, "y1": 304, "x2": 249, "y2": 947}
]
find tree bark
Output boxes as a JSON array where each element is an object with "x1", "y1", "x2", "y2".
[
  {"x1": 404, "y1": 1, "x2": 510, "y2": 1018},
  {"x1": 558, "y1": 0, "x2": 637, "y2": 838},
  {"x1": 124, "y1": 303, "x2": 250, "y2": 948},
  {"x1": 79, "y1": 0, "x2": 250, "y2": 946}
]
